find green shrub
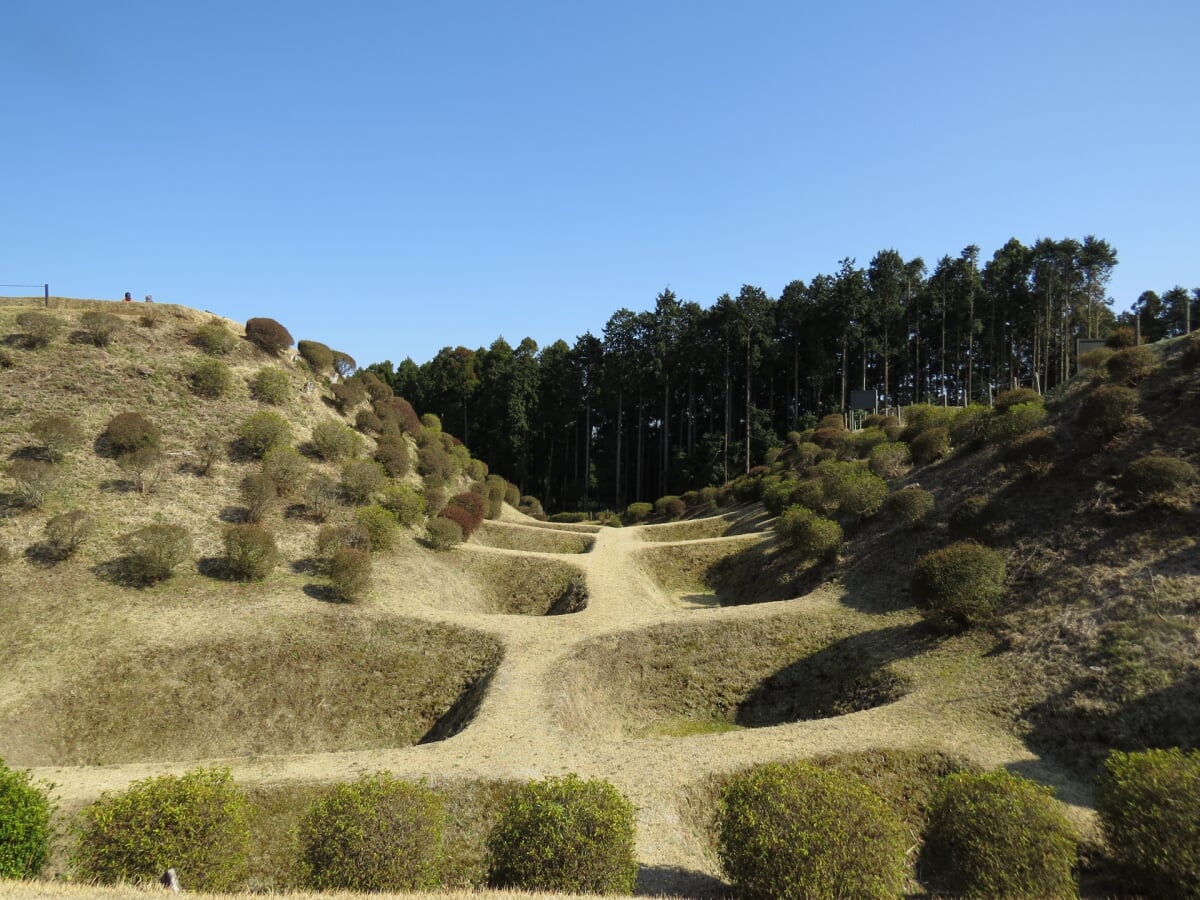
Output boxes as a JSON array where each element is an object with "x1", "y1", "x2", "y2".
[
  {"x1": 776, "y1": 505, "x2": 842, "y2": 561},
  {"x1": 1096, "y1": 747, "x2": 1200, "y2": 898},
  {"x1": 843, "y1": 427, "x2": 889, "y2": 460},
  {"x1": 885, "y1": 486, "x2": 934, "y2": 529},
  {"x1": 426, "y1": 517, "x2": 462, "y2": 551},
  {"x1": 298, "y1": 773, "x2": 444, "y2": 891},
  {"x1": 195, "y1": 430, "x2": 224, "y2": 476},
  {"x1": 817, "y1": 413, "x2": 846, "y2": 431},
  {"x1": 1079, "y1": 384, "x2": 1139, "y2": 438},
  {"x1": 901, "y1": 404, "x2": 958, "y2": 442},
  {"x1": 261, "y1": 445, "x2": 309, "y2": 496},
  {"x1": 518, "y1": 495, "x2": 545, "y2": 519},
  {"x1": 80, "y1": 310, "x2": 122, "y2": 347},
  {"x1": 341, "y1": 459, "x2": 385, "y2": 504},
  {"x1": 789, "y1": 478, "x2": 825, "y2": 512},
  {"x1": 1122, "y1": 455, "x2": 1198, "y2": 500},
  {"x1": 987, "y1": 401, "x2": 1046, "y2": 443},
  {"x1": 504, "y1": 483, "x2": 520, "y2": 507},
  {"x1": 911, "y1": 541, "x2": 1006, "y2": 632},
  {"x1": 420, "y1": 412, "x2": 442, "y2": 432},
  {"x1": 7, "y1": 459, "x2": 58, "y2": 508},
  {"x1": 1106, "y1": 344, "x2": 1159, "y2": 385},
  {"x1": 921, "y1": 769, "x2": 1078, "y2": 899},
  {"x1": 993, "y1": 387, "x2": 1043, "y2": 414},
  {"x1": 312, "y1": 421, "x2": 362, "y2": 461},
  {"x1": 761, "y1": 478, "x2": 797, "y2": 516},
  {"x1": 911, "y1": 426, "x2": 951, "y2": 465},
  {"x1": 361, "y1": 371, "x2": 393, "y2": 402},
  {"x1": 1004, "y1": 427, "x2": 1056, "y2": 477},
  {"x1": 416, "y1": 442, "x2": 452, "y2": 481},
  {"x1": 789, "y1": 441, "x2": 823, "y2": 469},
  {"x1": 380, "y1": 483, "x2": 425, "y2": 527},
  {"x1": 330, "y1": 379, "x2": 367, "y2": 413},
  {"x1": 625, "y1": 502, "x2": 653, "y2": 523},
  {"x1": 549, "y1": 511, "x2": 589, "y2": 524},
  {"x1": 239, "y1": 472, "x2": 277, "y2": 523},
  {"x1": 15, "y1": 311, "x2": 63, "y2": 349},
  {"x1": 116, "y1": 446, "x2": 164, "y2": 494},
  {"x1": 328, "y1": 547, "x2": 373, "y2": 602},
  {"x1": 374, "y1": 434, "x2": 411, "y2": 477},
  {"x1": 195, "y1": 321, "x2": 237, "y2": 355},
  {"x1": 484, "y1": 474, "x2": 507, "y2": 519},
  {"x1": 423, "y1": 481, "x2": 447, "y2": 516},
  {"x1": 43, "y1": 510, "x2": 93, "y2": 560},
  {"x1": 122, "y1": 524, "x2": 192, "y2": 584},
  {"x1": 949, "y1": 494, "x2": 993, "y2": 538},
  {"x1": 297, "y1": 339, "x2": 334, "y2": 373},
  {"x1": 104, "y1": 412, "x2": 159, "y2": 455},
  {"x1": 0, "y1": 758, "x2": 54, "y2": 878},
  {"x1": 718, "y1": 761, "x2": 906, "y2": 900},
  {"x1": 238, "y1": 411, "x2": 292, "y2": 459},
  {"x1": 304, "y1": 474, "x2": 339, "y2": 521},
  {"x1": 188, "y1": 357, "x2": 233, "y2": 398},
  {"x1": 355, "y1": 409, "x2": 384, "y2": 434},
  {"x1": 949, "y1": 404, "x2": 994, "y2": 448},
  {"x1": 356, "y1": 504, "x2": 400, "y2": 551},
  {"x1": 487, "y1": 774, "x2": 636, "y2": 894},
  {"x1": 868, "y1": 441, "x2": 911, "y2": 479},
  {"x1": 654, "y1": 494, "x2": 686, "y2": 520},
  {"x1": 0, "y1": 348, "x2": 13, "y2": 369},
  {"x1": 245, "y1": 317, "x2": 292, "y2": 354},
  {"x1": 1078, "y1": 347, "x2": 1114, "y2": 370},
  {"x1": 731, "y1": 472, "x2": 766, "y2": 502},
  {"x1": 71, "y1": 768, "x2": 250, "y2": 891},
  {"x1": 250, "y1": 367, "x2": 290, "y2": 404},
  {"x1": 315, "y1": 525, "x2": 370, "y2": 573},
  {"x1": 222, "y1": 524, "x2": 277, "y2": 581},
  {"x1": 824, "y1": 466, "x2": 888, "y2": 521},
  {"x1": 1105, "y1": 326, "x2": 1138, "y2": 349},
  {"x1": 30, "y1": 415, "x2": 84, "y2": 461}
]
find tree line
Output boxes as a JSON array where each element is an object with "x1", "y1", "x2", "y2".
[{"x1": 366, "y1": 234, "x2": 1198, "y2": 513}]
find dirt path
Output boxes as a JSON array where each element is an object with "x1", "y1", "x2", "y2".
[{"x1": 29, "y1": 514, "x2": 1094, "y2": 895}]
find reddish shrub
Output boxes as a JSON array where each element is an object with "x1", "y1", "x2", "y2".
[{"x1": 443, "y1": 492, "x2": 486, "y2": 535}]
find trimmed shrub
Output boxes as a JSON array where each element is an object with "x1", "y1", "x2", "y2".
[
  {"x1": 818, "y1": 413, "x2": 846, "y2": 431},
  {"x1": 1105, "y1": 326, "x2": 1138, "y2": 349},
  {"x1": 304, "y1": 474, "x2": 340, "y2": 521},
  {"x1": 949, "y1": 494, "x2": 993, "y2": 538},
  {"x1": 80, "y1": 310, "x2": 122, "y2": 347},
  {"x1": 381, "y1": 483, "x2": 425, "y2": 527},
  {"x1": 949, "y1": 404, "x2": 994, "y2": 448},
  {"x1": 467, "y1": 457, "x2": 489, "y2": 481},
  {"x1": 718, "y1": 761, "x2": 906, "y2": 900},
  {"x1": 8, "y1": 459, "x2": 58, "y2": 508},
  {"x1": 504, "y1": 483, "x2": 520, "y2": 507},
  {"x1": 484, "y1": 474, "x2": 507, "y2": 519},
  {"x1": 356, "y1": 504, "x2": 400, "y2": 551},
  {"x1": 330, "y1": 379, "x2": 367, "y2": 413},
  {"x1": 549, "y1": 511, "x2": 589, "y2": 523},
  {"x1": 901, "y1": 404, "x2": 958, "y2": 442},
  {"x1": 993, "y1": 387, "x2": 1043, "y2": 414},
  {"x1": 328, "y1": 547, "x2": 373, "y2": 602},
  {"x1": 885, "y1": 486, "x2": 934, "y2": 529},
  {"x1": 426, "y1": 516, "x2": 462, "y2": 551},
  {"x1": 30, "y1": 415, "x2": 84, "y2": 461},
  {"x1": 71, "y1": 768, "x2": 250, "y2": 891},
  {"x1": 655, "y1": 495, "x2": 686, "y2": 520},
  {"x1": 1096, "y1": 747, "x2": 1200, "y2": 899},
  {"x1": 1078, "y1": 346, "x2": 1114, "y2": 370},
  {"x1": 376, "y1": 397, "x2": 422, "y2": 436},
  {"x1": 188, "y1": 357, "x2": 233, "y2": 398},
  {"x1": 518, "y1": 495, "x2": 545, "y2": 519},
  {"x1": 869, "y1": 441, "x2": 912, "y2": 480},
  {"x1": 1123, "y1": 455, "x2": 1198, "y2": 500},
  {"x1": 625, "y1": 502, "x2": 652, "y2": 523},
  {"x1": 824, "y1": 467, "x2": 888, "y2": 522},
  {"x1": 122, "y1": 525, "x2": 192, "y2": 584},
  {"x1": 261, "y1": 445, "x2": 309, "y2": 496},
  {"x1": 239, "y1": 472, "x2": 277, "y2": 522},
  {"x1": 15, "y1": 311, "x2": 63, "y2": 349},
  {"x1": 312, "y1": 421, "x2": 362, "y2": 461},
  {"x1": 315, "y1": 525, "x2": 370, "y2": 572},
  {"x1": 487, "y1": 774, "x2": 637, "y2": 894},
  {"x1": 776, "y1": 505, "x2": 842, "y2": 561},
  {"x1": 374, "y1": 434, "x2": 411, "y2": 477},
  {"x1": 1079, "y1": 384, "x2": 1139, "y2": 438},
  {"x1": 298, "y1": 773, "x2": 443, "y2": 891},
  {"x1": 0, "y1": 758, "x2": 54, "y2": 878},
  {"x1": 360, "y1": 371, "x2": 393, "y2": 402},
  {"x1": 222, "y1": 524, "x2": 277, "y2": 581},
  {"x1": 420, "y1": 412, "x2": 442, "y2": 432},
  {"x1": 104, "y1": 412, "x2": 159, "y2": 455},
  {"x1": 297, "y1": 339, "x2": 334, "y2": 373},
  {"x1": 1106, "y1": 344, "x2": 1159, "y2": 385},
  {"x1": 43, "y1": 510, "x2": 93, "y2": 559},
  {"x1": 843, "y1": 426, "x2": 889, "y2": 460},
  {"x1": 238, "y1": 411, "x2": 292, "y2": 459},
  {"x1": 921, "y1": 769, "x2": 1078, "y2": 899},
  {"x1": 761, "y1": 478, "x2": 797, "y2": 516},
  {"x1": 250, "y1": 367, "x2": 290, "y2": 404},
  {"x1": 355, "y1": 409, "x2": 384, "y2": 434},
  {"x1": 195, "y1": 321, "x2": 237, "y2": 355},
  {"x1": 911, "y1": 426, "x2": 951, "y2": 465},
  {"x1": 440, "y1": 491, "x2": 486, "y2": 538},
  {"x1": 341, "y1": 459, "x2": 385, "y2": 504},
  {"x1": 245, "y1": 317, "x2": 292, "y2": 354},
  {"x1": 987, "y1": 401, "x2": 1046, "y2": 443},
  {"x1": 416, "y1": 442, "x2": 452, "y2": 481},
  {"x1": 911, "y1": 541, "x2": 1006, "y2": 632}
]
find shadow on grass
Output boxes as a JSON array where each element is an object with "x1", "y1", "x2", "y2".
[
  {"x1": 635, "y1": 864, "x2": 728, "y2": 898},
  {"x1": 302, "y1": 583, "x2": 342, "y2": 603}
]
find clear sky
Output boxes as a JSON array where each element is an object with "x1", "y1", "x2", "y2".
[{"x1": 4, "y1": 1, "x2": 1197, "y2": 367}]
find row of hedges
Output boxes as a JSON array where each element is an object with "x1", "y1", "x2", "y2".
[{"x1": 9, "y1": 749, "x2": 1195, "y2": 896}]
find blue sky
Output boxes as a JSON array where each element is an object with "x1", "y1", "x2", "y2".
[{"x1": 4, "y1": 1, "x2": 1197, "y2": 367}]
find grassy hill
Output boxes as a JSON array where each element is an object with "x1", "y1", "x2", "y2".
[{"x1": 1, "y1": 298, "x2": 1197, "y2": 898}]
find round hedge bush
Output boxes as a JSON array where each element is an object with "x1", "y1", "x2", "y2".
[
  {"x1": 244, "y1": 317, "x2": 292, "y2": 354},
  {"x1": 885, "y1": 486, "x2": 934, "y2": 529},
  {"x1": 297, "y1": 773, "x2": 444, "y2": 891},
  {"x1": 718, "y1": 761, "x2": 906, "y2": 900},
  {"x1": 1106, "y1": 344, "x2": 1159, "y2": 385},
  {"x1": 250, "y1": 367, "x2": 290, "y2": 404},
  {"x1": 776, "y1": 505, "x2": 842, "y2": 561},
  {"x1": 426, "y1": 517, "x2": 462, "y2": 551},
  {"x1": 104, "y1": 412, "x2": 159, "y2": 455},
  {"x1": 188, "y1": 357, "x2": 233, "y2": 398},
  {"x1": 1096, "y1": 747, "x2": 1200, "y2": 899},
  {"x1": 0, "y1": 758, "x2": 54, "y2": 878},
  {"x1": 1079, "y1": 385, "x2": 1139, "y2": 438},
  {"x1": 921, "y1": 769, "x2": 1078, "y2": 899},
  {"x1": 993, "y1": 387, "x2": 1043, "y2": 414},
  {"x1": 911, "y1": 541, "x2": 1006, "y2": 632},
  {"x1": 869, "y1": 441, "x2": 912, "y2": 479},
  {"x1": 222, "y1": 523, "x2": 277, "y2": 580},
  {"x1": 238, "y1": 411, "x2": 292, "y2": 459},
  {"x1": 1122, "y1": 455, "x2": 1198, "y2": 500},
  {"x1": 71, "y1": 768, "x2": 249, "y2": 891},
  {"x1": 121, "y1": 524, "x2": 192, "y2": 584},
  {"x1": 486, "y1": 774, "x2": 637, "y2": 894},
  {"x1": 312, "y1": 420, "x2": 363, "y2": 461},
  {"x1": 824, "y1": 466, "x2": 888, "y2": 521},
  {"x1": 297, "y1": 339, "x2": 334, "y2": 373},
  {"x1": 195, "y1": 321, "x2": 237, "y2": 356},
  {"x1": 911, "y1": 426, "x2": 951, "y2": 465}
]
